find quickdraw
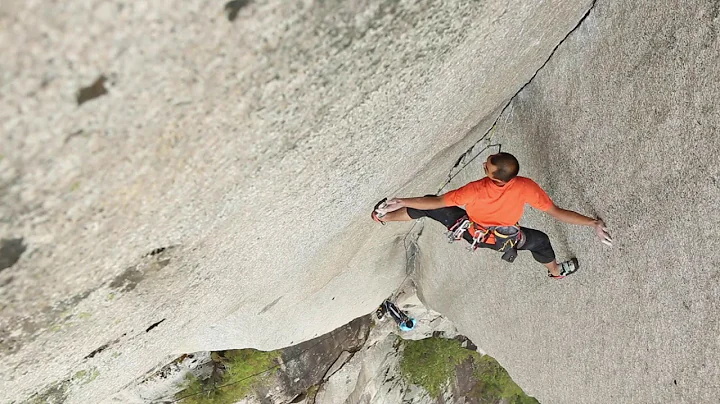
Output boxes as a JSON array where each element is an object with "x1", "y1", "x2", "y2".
[
  {"x1": 446, "y1": 215, "x2": 525, "y2": 262},
  {"x1": 447, "y1": 216, "x2": 472, "y2": 243}
]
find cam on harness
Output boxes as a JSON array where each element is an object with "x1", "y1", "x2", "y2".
[{"x1": 446, "y1": 215, "x2": 525, "y2": 263}]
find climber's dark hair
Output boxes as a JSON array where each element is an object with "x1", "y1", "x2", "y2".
[{"x1": 489, "y1": 152, "x2": 520, "y2": 182}]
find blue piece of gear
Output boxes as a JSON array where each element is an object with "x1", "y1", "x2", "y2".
[{"x1": 399, "y1": 318, "x2": 416, "y2": 331}]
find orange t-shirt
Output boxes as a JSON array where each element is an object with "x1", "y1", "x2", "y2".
[{"x1": 442, "y1": 176, "x2": 553, "y2": 226}]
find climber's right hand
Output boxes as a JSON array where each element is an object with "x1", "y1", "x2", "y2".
[{"x1": 593, "y1": 219, "x2": 613, "y2": 247}]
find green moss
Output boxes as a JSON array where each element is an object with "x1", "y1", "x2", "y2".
[
  {"x1": 470, "y1": 355, "x2": 539, "y2": 404},
  {"x1": 306, "y1": 384, "x2": 319, "y2": 396},
  {"x1": 26, "y1": 381, "x2": 69, "y2": 404},
  {"x1": 400, "y1": 337, "x2": 479, "y2": 398},
  {"x1": 175, "y1": 348, "x2": 281, "y2": 404},
  {"x1": 72, "y1": 367, "x2": 100, "y2": 385},
  {"x1": 26, "y1": 367, "x2": 99, "y2": 403},
  {"x1": 400, "y1": 337, "x2": 537, "y2": 403}
]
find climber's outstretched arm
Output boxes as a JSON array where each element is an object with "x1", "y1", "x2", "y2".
[
  {"x1": 546, "y1": 205, "x2": 613, "y2": 246},
  {"x1": 384, "y1": 196, "x2": 447, "y2": 211},
  {"x1": 545, "y1": 205, "x2": 595, "y2": 226}
]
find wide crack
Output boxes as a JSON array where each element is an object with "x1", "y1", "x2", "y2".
[
  {"x1": 397, "y1": 0, "x2": 600, "y2": 282},
  {"x1": 438, "y1": 0, "x2": 599, "y2": 194}
]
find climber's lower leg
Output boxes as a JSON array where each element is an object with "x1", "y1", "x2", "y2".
[
  {"x1": 544, "y1": 260, "x2": 561, "y2": 277},
  {"x1": 515, "y1": 227, "x2": 558, "y2": 270},
  {"x1": 516, "y1": 228, "x2": 579, "y2": 278}
]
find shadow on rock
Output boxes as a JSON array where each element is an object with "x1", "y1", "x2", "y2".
[
  {"x1": 0, "y1": 237, "x2": 26, "y2": 271},
  {"x1": 224, "y1": 0, "x2": 251, "y2": 22}
]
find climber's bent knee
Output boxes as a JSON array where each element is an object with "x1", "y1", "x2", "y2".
[{"x1": 517, "y1": 227, "x2": 556, "y2": 264}]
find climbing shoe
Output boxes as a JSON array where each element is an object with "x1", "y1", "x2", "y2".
[
  {"x1": 371, "y1": 198, "x2": 388, "y2": 225},
  {"x1": 375, "y1": 305, "x2": 387, "y2": 321},
  {"x1": 548, "y1": 257, "x2": 580, "y2": 279}
]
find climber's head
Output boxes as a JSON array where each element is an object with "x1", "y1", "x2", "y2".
[{"x1": 484, "y1": 152, "x2": 519, "y2": 184}]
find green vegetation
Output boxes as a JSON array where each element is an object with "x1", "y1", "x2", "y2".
[
  {"x1": 176, "y1": 348, "x2": 281, "y2": 404},
  {"x1": 400, "y1": 337, "x2": 479, "y2": 398},
  {"x1": 73, "y1": 367, "x2": 100, "y2": 385},
  {"x1": 27, "y1": 381, "x2": 69, "y2": 404},
  {"x1": 26, "y1": 367, "x2": 100, "y2": 404},
  {"x1": 400, "y1": 337, "x2": 538, "y2": 403},
  {"x1": 303, "y1": 384, "x2": 320, "y2": 402},
  {"x1": 471, "y1": 355, "x2": 539, "y2": 403}
]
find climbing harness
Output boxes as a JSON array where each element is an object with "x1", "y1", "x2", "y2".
[
  {"x1": 446, "y1": 216, "x2": 472, "y2": 242},
  {"x1": 446, "y1": 215, "x2": 525, "y2": 263}
]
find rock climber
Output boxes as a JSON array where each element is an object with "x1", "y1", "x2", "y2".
[{"x1": 371, "y1": 152, "x2": 612, "y2": 278}]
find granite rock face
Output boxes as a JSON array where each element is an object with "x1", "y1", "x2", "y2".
[
  {"x1": 118, "y1": 290, "x2": 498, "y2": 404},
  {"x1": 415, "y1": 1, "x2": 720, "y2": 403},
  {"x1": 3, "y1": 0, "x2": 718, "y2": 403}
]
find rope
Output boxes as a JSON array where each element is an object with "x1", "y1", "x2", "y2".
[{"x1": 437, "y1": 142, "x2": 502, "y2": 194}]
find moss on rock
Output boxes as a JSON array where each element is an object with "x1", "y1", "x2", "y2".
[
  {"x1": 400, "y1": 337, "x2": 479, "y2": 398},
  {"x1": 470, "y1": 354, "x2": 539, "y2": 403},
  {"x1": 400, "y1": 337, "x2": 538, "y2": 403},
  {"x1": 175, "y1": 348, "x2": 281, "y2": 404}
]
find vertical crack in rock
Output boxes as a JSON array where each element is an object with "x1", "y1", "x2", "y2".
[
  {"x1": 506, "y1": 0, "x2": 598, "y2": 112},
  {"x1": 320, "y1": 350, "x2": 356, "y2": 382},
  {"x1": 146, "y1": 318, "x2": 166, "y2": 333},
  {"x1": 389, "y1": 221, "x2": 424, "y2": 303},
  {"x1": 438, "y1": 0, "x2": 599, "y2": 193},
  {"x1": 404, "y1": 223, "x2": 423, "y2": 276},
  {"x1": 397, "y1": 2, "x2": 601, "y2": 307}
]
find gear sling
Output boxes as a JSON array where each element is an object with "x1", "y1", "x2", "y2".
[{"x1": 446, "y1": 215, "x2": 525, "y2": 263}]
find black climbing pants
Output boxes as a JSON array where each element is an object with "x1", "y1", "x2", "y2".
[{"x1": 407, "y1": 206, "x2": 556, "y2": 264}]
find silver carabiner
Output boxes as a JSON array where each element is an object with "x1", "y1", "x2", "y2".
[{"x1": 447, "y1": 219, "x2": 471, "y2": 243}]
